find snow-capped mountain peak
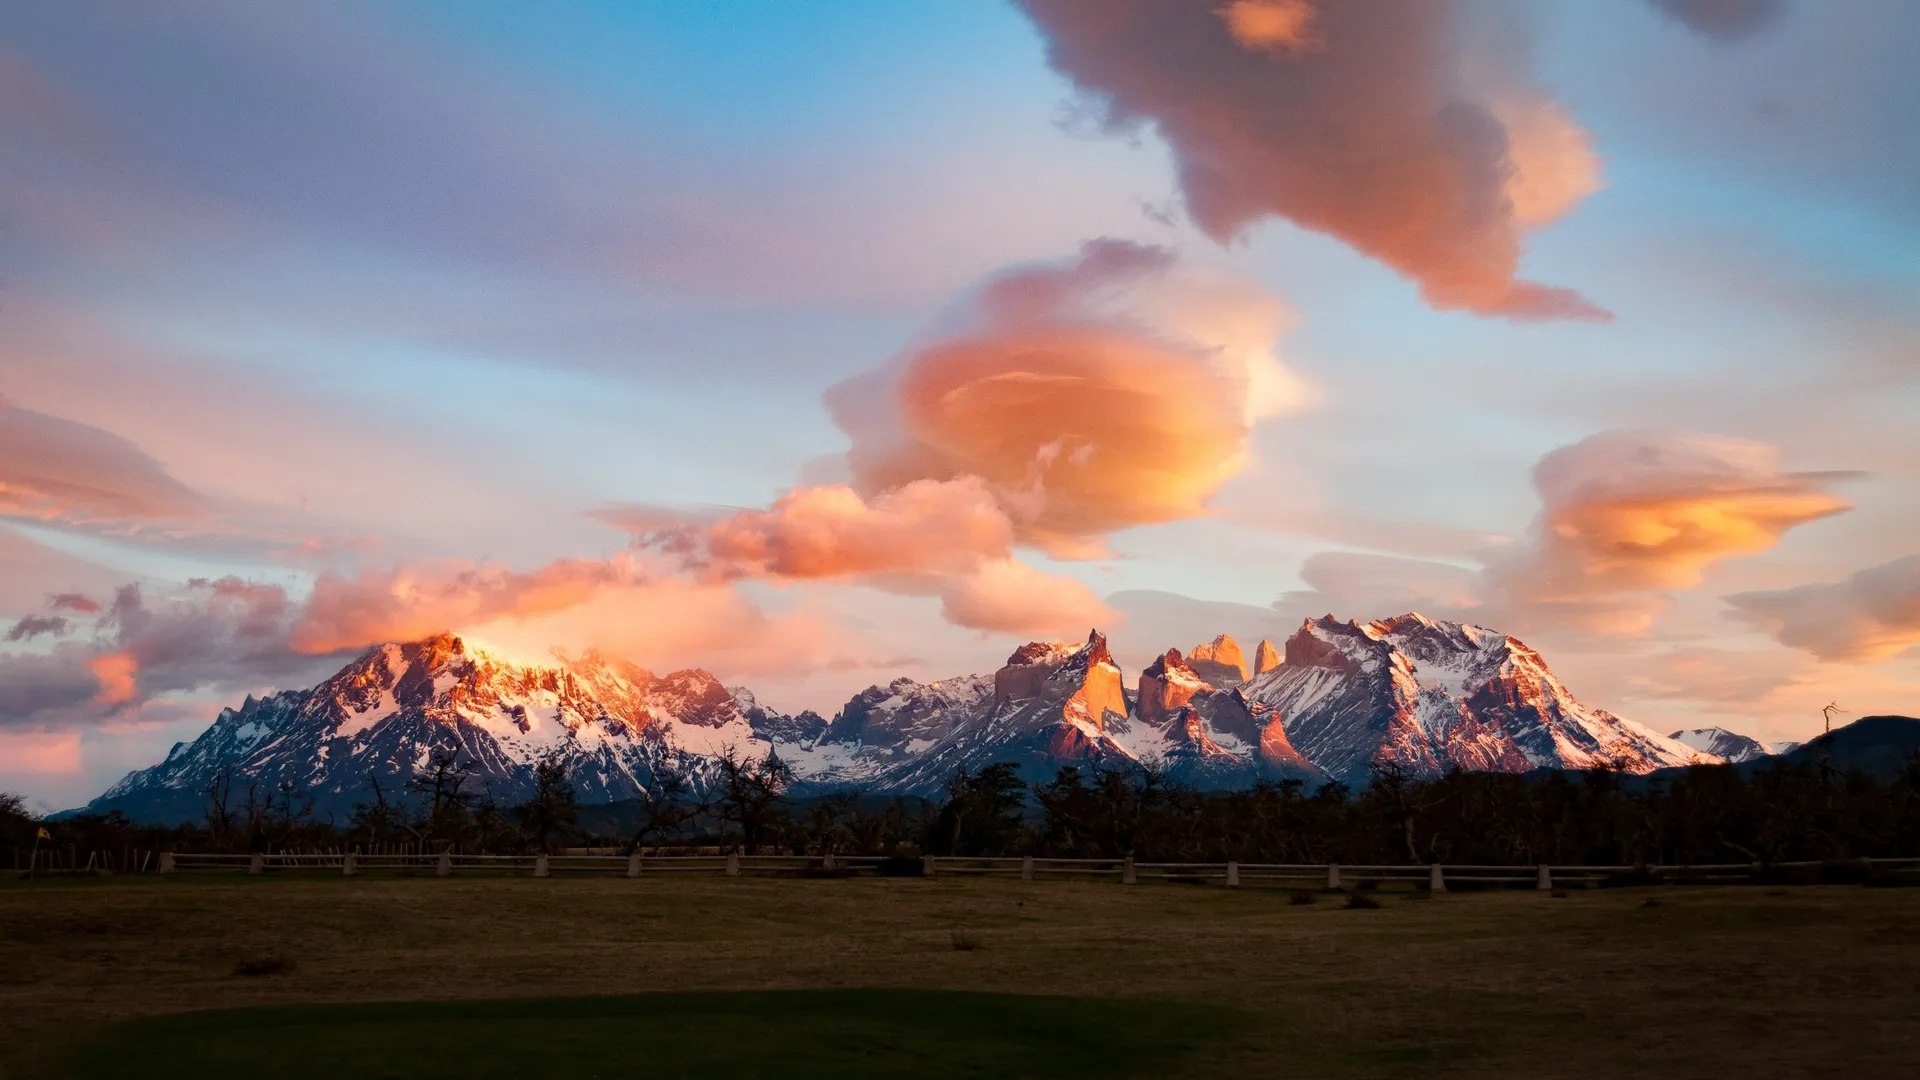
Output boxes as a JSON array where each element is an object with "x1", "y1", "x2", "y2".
[
  {"x1": 1669, "y1": 726, "x2": 1778, "y2": 764},
  {"x1": 84, "y1": 615, "x2": 1716, "y2": 822},
  {"x1": 1242, "y1": 614, "x2": 1707, "y2": 784}
]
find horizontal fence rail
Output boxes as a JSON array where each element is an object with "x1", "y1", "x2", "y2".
[{"x1": 109, "y1": 852, "x2": 1920, "y2": 889}]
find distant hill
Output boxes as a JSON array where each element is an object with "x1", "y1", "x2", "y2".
[{"x1": 1772, "y1": 715, "x2": 1920, "y2": 777}]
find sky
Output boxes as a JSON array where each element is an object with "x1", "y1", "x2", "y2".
[{"x1": 2, "y1": 0, "x2": 1917, "y2": 810}]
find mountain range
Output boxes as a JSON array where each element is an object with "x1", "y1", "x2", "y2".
[{"x1": 82, "y1": 613, "x2": 1749, "y2": 823}]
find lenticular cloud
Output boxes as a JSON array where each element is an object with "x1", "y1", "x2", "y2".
[
  {"x1": 1014, "y1": 0, "x2": 1606, "y2": 320},
  {"x1": 827, "y1": 238, "x2": 1307, "y2": 557},
  {"x1": 602, "y1": 239, "x2": 1300, "y2": 636}
]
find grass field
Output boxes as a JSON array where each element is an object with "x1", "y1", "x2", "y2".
[{"x1": 2, "y1": 873, "x2": 1915, "y2": 1078}]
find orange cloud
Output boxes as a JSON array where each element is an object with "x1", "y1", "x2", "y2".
[
  {"x1": 829, "y1": 239, "x2": 1306, "y2": 556},
  {"x1": 618, "y1": 478, "x2": 1112, "y2": 636},
  {"x1": 291, "y1": 556, "x2": 650, "y2": 655},
  {"x1": 702, "y1": 479, "x2": 1013, "y2": 579},
  {"x1": 1492, "y1": 431, "x2": 1851, "y2": 633},
  {"x1": 87, "y1": 651, "x2": 138, "y2": 705},
  {"x1": 286, "y1": 554, "x2": 902, "y2": 680},
  {"x1": 1014, "y1": 0, "x2": 1605, "y2": 319},
  {"x1": 1728, "y1": 555, "x2": 1920, "y2": 663},
  {"x1": 939, "y1": 558, "x2": 1114, "y2": 636},
  {"x1": 1218, "y1": 0, "x2": 1319, "y2": 54}
]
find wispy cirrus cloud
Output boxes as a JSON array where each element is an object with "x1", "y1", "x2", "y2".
[{"x1": 0, "y1": 395, "x2": 207, "y2": 527}]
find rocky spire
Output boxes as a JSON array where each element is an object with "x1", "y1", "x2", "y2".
[
  {"x1": 1186, "y1": 633, "x2": 1248, "y2": 686},
  {"x1": 1253, "y1": 638, "x2": 1281, "y2": 675},
  {"x1": 1138, "y1": 648, "x2": 1209, "y2": 727}
]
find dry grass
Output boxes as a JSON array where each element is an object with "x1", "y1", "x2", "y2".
[{"x1": 2, "y1": 873, "x2": 1916, "y2": 1077}]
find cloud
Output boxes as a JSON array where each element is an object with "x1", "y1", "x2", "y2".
[
  {"x1": 699, "y1": 479, "x2": 1014, "y2": 580},
  {"x1": 291, "y1": 556, "x2": 651, "y2": 656},
  {"x1": 1218, "y1": 1, "x2": 1321, "y2": 54},
  {"x1": 49, "y1": 593, "x2": 101, "y2": 613},
  {"x1": 1263, "y1": 432, "x2": 1854, "y2": 639},
  {"x1": 86, "y1": 651, "x2": 137, "y2": 706},
  {"x1": 0, "y1": 396, "x2": 207, "y2": 526},
  {"x1": 615, "y1": 480, "x2": 1113, "y2": 636},
  {"x1": 1276, "y1": 551, "x2": 1482, "y2": 622},
  {"x1": 1727, "y1": 554, "x2": 1920, "y2": 662},
  {"x1": 0, "y1": 729, "x2": 81, "y2": 774},
  {"x1": 597, "y1": 239, "x2": 1291, "y2": 638},
  {"x1": 0, "y1": 576, "x2": 337, "y2": 727},
  {"x1": 828, "y1": 239, "x2": 1307, "y2": 556},
  {"x1": 1487, "y1": 430, "x2": 1851, "y2": 633},
  {"x1": 1013, "y1": 0, "x2": 1605, "y2": 319},
  {"x1": 1649, "y1": 0, "x2": 1786, "y2": 42},
  {"x1": 938, "y1": 558, "x2": 1112, "y2": 636},
  {"x1": 5, "y1": 614, "x2": 70, "y2": 641},
  {"x1": 1613, "y1": 646, "x2": 1810, "y2": 704}
]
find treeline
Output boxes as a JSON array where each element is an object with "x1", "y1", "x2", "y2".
[{"x1": 9, "y1": 750, "x2": 1920, "y2": 868}]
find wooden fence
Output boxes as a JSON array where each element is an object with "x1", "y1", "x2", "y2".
[{"x1": 127, "y1": 852, "x2": 1920, "y2": 889}]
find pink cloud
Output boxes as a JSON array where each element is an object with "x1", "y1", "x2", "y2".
[
  {"x1": 0, "y1": 395, "x2": 207, "y2": 526},
  {"x1": 939, "y1": 558, "x2": 1114, "y2": 636},
  {"x1": 1728, "y1": 554, "x2": 1920, "y2": 663},
  {"x1": 701, "y1": 479, "x2": 1014, "y2": 580},
  {"x1": 1014, "y1": 0, "x2": 1605, "y2": 318},
  {"x1": 0, "y1": 729, "x2": 81, "y2": 774}
]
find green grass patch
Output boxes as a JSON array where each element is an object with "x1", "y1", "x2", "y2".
[{"x1": 60, "y1": 989, "x2": 1237, "y2": 1079}]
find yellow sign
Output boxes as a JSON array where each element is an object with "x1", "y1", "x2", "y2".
[{"x1": 35, "y1": 827, "x2": 51, "y2": 841}]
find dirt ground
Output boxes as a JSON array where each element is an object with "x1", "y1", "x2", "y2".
[{"x1": 2, "y1": 872, "x2": 1914, "y2": 1077}]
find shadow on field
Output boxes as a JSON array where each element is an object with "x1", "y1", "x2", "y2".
[{"x1": 55, "y1": 988, "x2": 1240, "y2": 1079}]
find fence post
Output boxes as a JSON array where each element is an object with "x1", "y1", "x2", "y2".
[
  {"x1": 1226, "y1": 861, "x2": 1240, "y2": 888},
  {"x1": 1536, "y1": 864, "x2": 1551, "y2": 891},
  {"x1": 1327, "y1": 863, "x2": 1341, "y2": 890},
  {"x1": 343, "y1": 852, "x2": 357, "y2": 876},
  {"x1": 726, "y1": 852, "x2": 741, "y2": 878},
  {"x1": 1021, "y1": 856, "x2": 1034, "y2": 882},
  {"x1": 158, "y1": 852, "x2": 176, "y2": 875},
  {"x1": 534, "y1": 854, "x2": 550, "y2": 878},
  {"x1": 822, "y1": 851, "x2": 836, "y2": 871},
  {"x1": 1122, "y1": 855, "x2": 1137, "y2": 885},
  {"x1": 1428, "y1": 864, "x2": 1446, "y2": 893},
  {"x1": 248, "y1": 852, "x2": 264, "y2": 876},
  {"x1": 436, "y1": 851, "x2": 452, "y2": 877},
  {"x1": 627, "y1": 853, "x2": 643, "y2": 878},
  {"x1": 922, "y1": 854, "x2": 936, "y2": 877}
]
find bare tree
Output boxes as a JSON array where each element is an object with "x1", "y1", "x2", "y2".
[
  {"x1": 714, "y1": 745, "x2": 793, "y2": 855},
  {"x1": 622, "y1": 754, "x2": 710, "y2": 856},
  {"x1": 203, "y1": 767, "x2": 236, "y2": 846},
  {"x1": 407, "y1": 751, "x2": 477, "y2": 846},
  {"x1": 512, "y1": 755, "x2": 580, "y2": 854}
]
